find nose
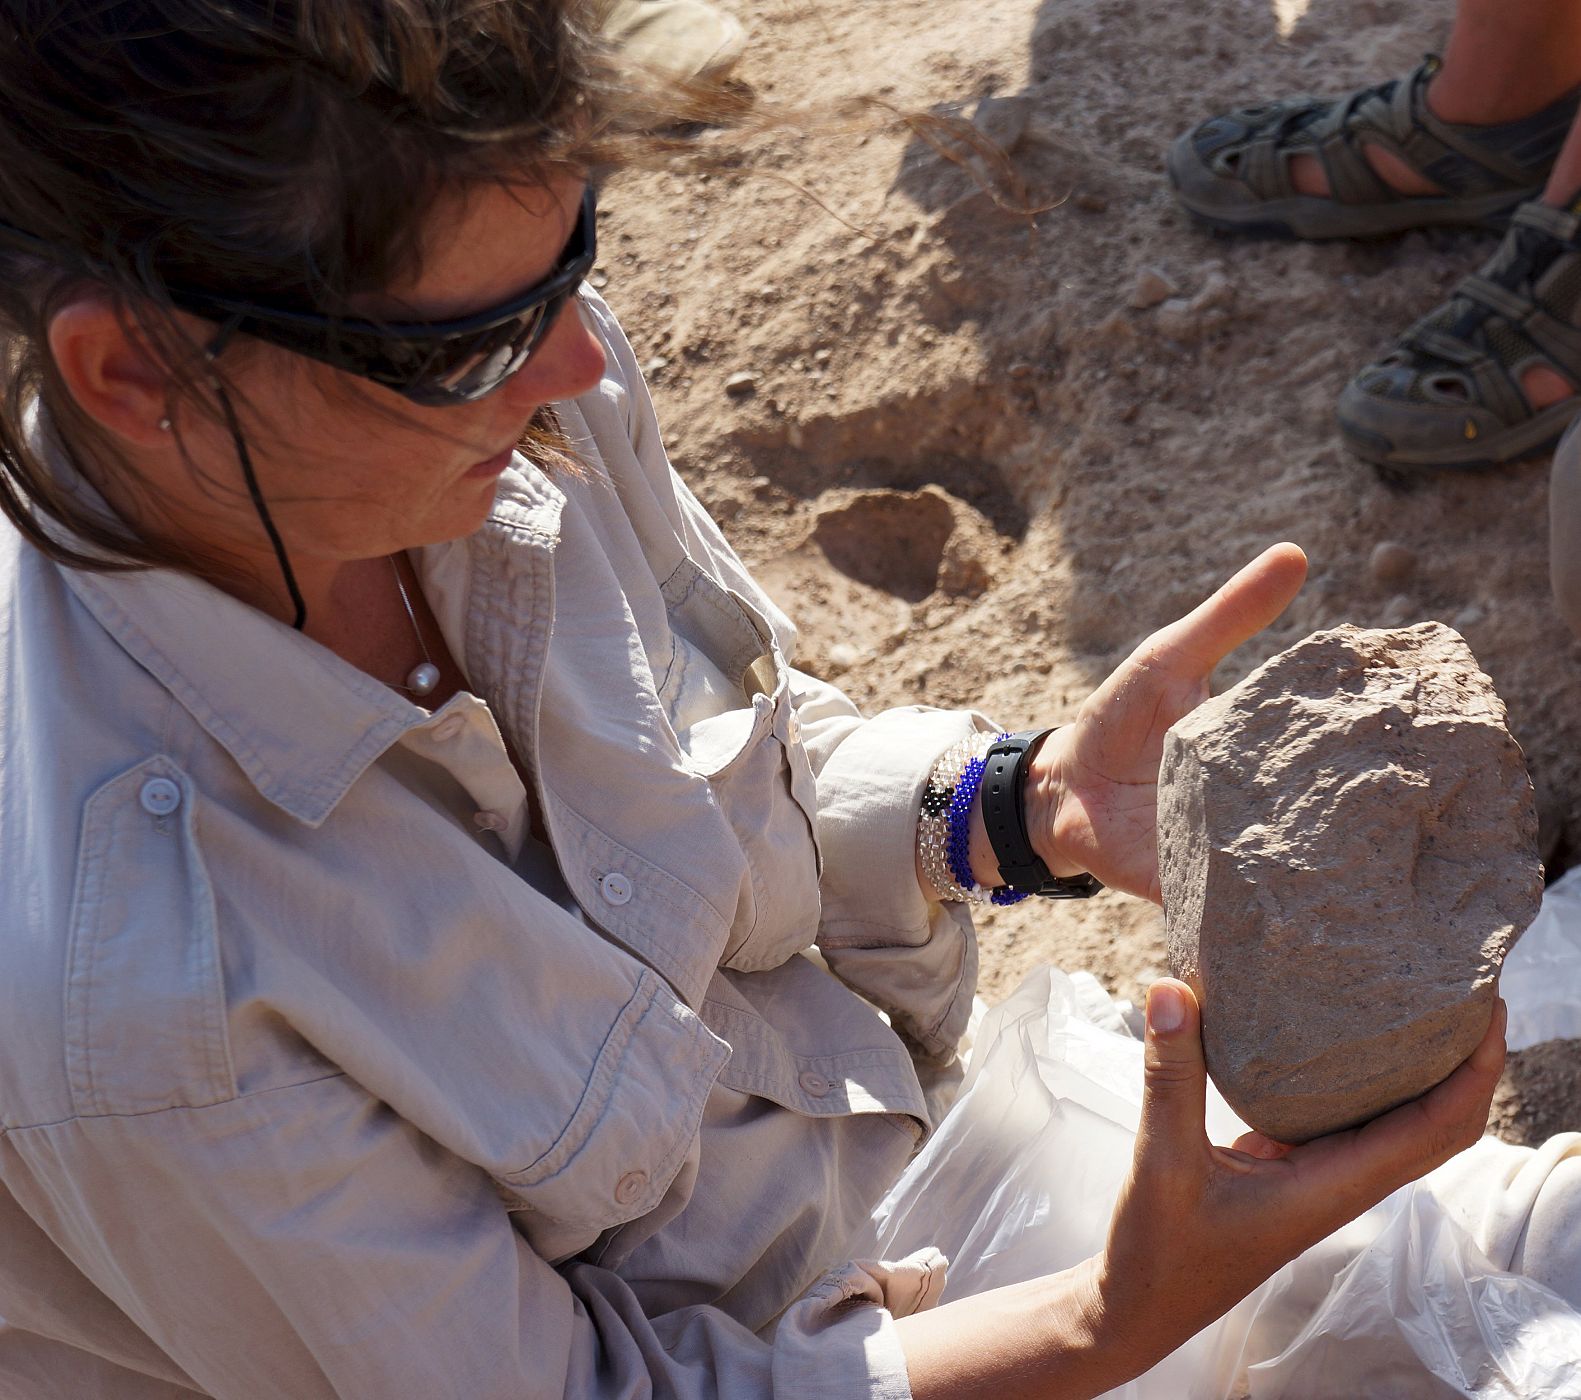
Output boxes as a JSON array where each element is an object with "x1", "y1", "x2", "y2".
[{"x1": 503, "y1": 296, "x2": 606, "y2": 409}]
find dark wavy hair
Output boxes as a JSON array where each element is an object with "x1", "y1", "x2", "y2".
[{"x1": 0, "y1": 0, "x2": 628, "y2": 577}]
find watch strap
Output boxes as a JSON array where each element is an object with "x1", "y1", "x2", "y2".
[{"x1": 982, "y1": 729, "x2": 1104, "y2": 899}]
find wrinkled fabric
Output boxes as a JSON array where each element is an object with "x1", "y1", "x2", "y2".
[{"x1": 0, "y1": 290, "x2": 984, "y2": 1398}]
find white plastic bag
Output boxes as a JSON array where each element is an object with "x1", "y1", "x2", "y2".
[
  {"x1": 1229, "y1": 1183, "x2": 1581, "y2": 1398},
  {"x1": 857, "y1": 966, "x2": 1581, "y2": 1398},
  {"x1": 1501, "y1": 866, "x2": 1581, "y2": 1051}
]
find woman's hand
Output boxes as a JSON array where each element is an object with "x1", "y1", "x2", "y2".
[
  {"x1": 896, "y1": 979, "x2": 1505, "y2": 1400},
  {"x1": 1026, "y1": 542, "x2": 1309, "y2": 901},
  {"x1": 1093, "y1": 979, "x2": 1508, "y2": 1376}
]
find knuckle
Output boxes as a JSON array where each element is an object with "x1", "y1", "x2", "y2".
[{"x1": 1143, "y1": 1058, "x2": 1199, "y2": 1090}]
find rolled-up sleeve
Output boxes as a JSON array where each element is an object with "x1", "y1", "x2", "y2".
[
  {"x1": 578, "y1": 289, "x2": 992, "y2": 1066},
  {"x1": 2, "y1": 1072, "x2": 915, "y2": 1400},
  {"x1": 787, "y1": 667, "x2": 997, "y2": 1062}
]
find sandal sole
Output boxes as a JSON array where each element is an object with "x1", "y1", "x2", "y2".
[
  {"x1": 1174, "y1": 187, "x2": 1528, "y2": 241},
  {"x1": 1166, "y1": 144, "x2": 1534, "y2": 240},
  {"x1": 1338, "y1": 400, "x2": 1581, "y2": 472}
]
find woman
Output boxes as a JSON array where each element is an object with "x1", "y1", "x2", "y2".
[{"x1": 0, "y1": 2, "x2": 1505, "y2": 1396}]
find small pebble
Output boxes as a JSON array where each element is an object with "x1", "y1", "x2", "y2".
[
  {"x1": 1129, "y1": 266, "x2": 1177, "y2": 310},
  {"x1": 642, "y1": 355, "x2": 669, "y2": 376},
  {"x1": 724, "y1": 370, "x2": 759, "y2": 397},
  {"x1": 1155, "y1": 297, "x2": 1195, "y2": 339},
  {"x1": 827, "y1": 642, "x2": 860, "y2": 669},
  {"x1": 1369, "y1": 541, "x2": 1417, "y2": 586},
  {"x1": 1190, "y1": 271, "x2": 1235, "y2": 314}
]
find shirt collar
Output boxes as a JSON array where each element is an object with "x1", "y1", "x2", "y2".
[{"x1": 39, "y1": 415, "x2": 564, "y2": 827}]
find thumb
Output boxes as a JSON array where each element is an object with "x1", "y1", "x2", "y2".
[{"x1": 1136, "y1": 980, "x2": 1209, "y2": 1156}]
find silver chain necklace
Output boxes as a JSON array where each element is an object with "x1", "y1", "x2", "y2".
[{"x1": 389, "y1": 556, "x2": 441, "y2": 697}]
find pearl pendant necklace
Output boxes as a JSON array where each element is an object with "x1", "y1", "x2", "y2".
[{"x1": 390, "y1": 557, "x2": 441, "y2": 698}]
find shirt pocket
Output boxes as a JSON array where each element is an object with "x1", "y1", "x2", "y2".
[{"x1": 660, "y1": 560, "x2": 824, "y2": 973}]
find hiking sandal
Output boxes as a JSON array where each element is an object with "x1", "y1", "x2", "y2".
[
  {"x1": 1168, "y1": 56, "x2": 1579, "y2": 239},
  {"x1": 1337, "y1": 200, "x2": 1581, "y2": 470}
]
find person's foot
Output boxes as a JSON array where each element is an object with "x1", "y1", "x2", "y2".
[
  {"x1": 1281, "y1": 104, "x2": 1573, "y2": 415},
  {"x1": 1167, "y1": 57, "x2": 1579, "y2": 240},
  {"x1": 1336, "y1": 199, "x2": 1581, "y2": 470}
]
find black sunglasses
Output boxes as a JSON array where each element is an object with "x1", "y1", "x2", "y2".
[
  {"x1": 0, "y1": 187, "x2": 598, "y2": 407},
  {"x1": 181, "y1": 187, "x2": 598, "y2": 406}
]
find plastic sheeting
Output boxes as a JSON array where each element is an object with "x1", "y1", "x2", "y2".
[
  {"x1": 1502, "y1": 866, "x2": 1581, "y2": 1052},
  {"x1": 857, "y1": 966, "x2": 1581, "y2": 1398}
]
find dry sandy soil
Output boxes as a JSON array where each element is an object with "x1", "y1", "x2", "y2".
[{"x1": 595, "y1": 0, "x2": 1581, "y2": 1141}]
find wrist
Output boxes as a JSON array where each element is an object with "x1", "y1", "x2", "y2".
[{"x1": 1024, "y1": 728, "x2": 1086, "y2": 879}]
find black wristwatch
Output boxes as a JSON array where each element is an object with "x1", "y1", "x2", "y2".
[{"x1": 981, "y1": 730, "x2": 1104, "y2": 899}]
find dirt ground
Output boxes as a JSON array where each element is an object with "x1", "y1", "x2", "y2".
[{"x1": 595, "y1": 0, "x2": 1581, "y2": 1143}]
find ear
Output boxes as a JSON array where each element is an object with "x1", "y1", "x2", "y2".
[{"x1": 47, "y1": 297, "x2": 174, "y2": 449}]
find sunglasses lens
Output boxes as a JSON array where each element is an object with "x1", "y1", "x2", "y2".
[{"x1": 397, "y1": 293, "x2": 569, "y2": 404}]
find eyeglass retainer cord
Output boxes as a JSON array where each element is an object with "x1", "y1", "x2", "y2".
[{"x1": 205, "y1": 320, "x2": 308, "y2": 631}]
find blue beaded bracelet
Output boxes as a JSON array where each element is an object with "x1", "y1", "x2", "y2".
[{"x1": 945, "y1": 745, "x2": 1029, "y2": 907}]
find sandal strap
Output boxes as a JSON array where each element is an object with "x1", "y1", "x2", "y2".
[
  {"x1": 1513, "y1": 200, "x2": 1581, "y2": 241},
  {"x1": 1390, "y1": 59, "x2": 1547, "y2": 188},
  {"x1": 1306, "y1": 88, "x2": 1400, "y2": 205},
  {"x1": 1459, "y1": 272, "x2": 1535, "y2": 322}
]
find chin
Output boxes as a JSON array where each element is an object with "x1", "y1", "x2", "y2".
[{"x1": 439, "y1": 477, "x2": 508, "y2": 541}]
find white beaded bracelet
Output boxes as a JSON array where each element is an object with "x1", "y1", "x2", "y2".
[{"x1": 917, "y1": 732, "x2": 1000, "y2": 903}]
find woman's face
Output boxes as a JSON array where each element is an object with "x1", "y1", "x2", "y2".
[{"x1": 174, "y1": 174, "x2": 608, "y2": 566}]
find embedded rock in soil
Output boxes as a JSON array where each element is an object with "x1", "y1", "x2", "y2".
[
  {"x1": 1369, "y1": 540, "x2": 1417, "y2": 586},
  {"x1": 1129, "y1": 266, "x2": 1176, "y2": 310},
  {"x1": 1158, "y1": 622, "x2": 1542, "y2": 1143}
]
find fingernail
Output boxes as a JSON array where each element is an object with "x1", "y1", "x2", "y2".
[{"x1": 1148, "y1": 983, "x2": 1186, "y2": 1034}]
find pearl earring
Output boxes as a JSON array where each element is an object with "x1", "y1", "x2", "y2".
[{"x1": 157, "y1": 418, "x2": 172, "y2": 432}]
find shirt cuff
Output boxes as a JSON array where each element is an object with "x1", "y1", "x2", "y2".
[
  {"x1": 814, "y1": 706, "x2": 997, "y2": 1058},
  {"x1": 771, "y1": 1249, "x2": 948, "y2": 1400}
]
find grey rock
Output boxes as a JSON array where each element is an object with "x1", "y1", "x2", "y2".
[
  {"x1": 1369, "y1": 540, "x2": 1417, "y2": 586},
  {"x1": 724, "y1": 370, "x2": 759, "y2": 397},
  {"x1": 1190, "y1": 270, "x2": 1236, "y2": 315},
  {"x1": 1129, "y1": 266, "x2": 1177, "y2": 310},
  {"x1": 1155, "y1": 297, "x2": 1196, "y2": 339},
  {"x1": 1158, "y1": 623, "x2": 1541, "y2": 1143},
  {"x1": 972, "y1": 94, "x2": 1033, "y2": 153}
]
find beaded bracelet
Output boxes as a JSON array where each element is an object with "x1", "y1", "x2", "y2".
[{"x1": 917, "y1": 733, "x2": 1029, "y2": 905}]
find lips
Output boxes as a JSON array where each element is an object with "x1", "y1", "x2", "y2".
[{"x1": 464, "y1": 445, "x2": 516, "y2": 479}]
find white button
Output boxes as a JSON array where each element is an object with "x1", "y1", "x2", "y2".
[
  {"x1": 473, "y1": 811, "x2": 508, "y2": 833},
  {"x1": 432, "y1": 714, "x2": 465, "y2": 742},
  {"x1": 787, "y1": 716, "x2": 802, "y2": 743},
  {"x1": 614, "y1": 1169, "x2": 647, "y2": 1205},
  {"x1": 798, "y1": 1070, "x2": 830, "y2": 1098},
  {"x1": 599, "y1": 872, "x2": 633, "y2": 906},
  {"x1": 139, "y1": 777, "x2": 181, "y2": 817}
]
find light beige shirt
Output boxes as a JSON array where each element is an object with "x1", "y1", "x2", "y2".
[{"x1": 0, "y1": 291, "x2": 989, "y2": 1398}]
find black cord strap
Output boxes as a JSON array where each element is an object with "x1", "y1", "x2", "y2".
[
  {"x1": 207, "y1": 325, "x2": 307, "y2": 631},
  {"x1": 982, "y1": 729, "x2": 1104, "y2": 899}
]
